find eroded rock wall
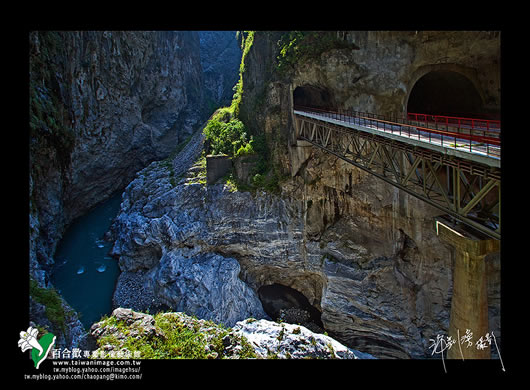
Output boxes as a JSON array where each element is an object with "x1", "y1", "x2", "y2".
[
  {"x1": 234, "y1": 31, "x2": 501, "y2": 358},
  {"x1": 108, "y1": 156, "x2": 457, "y2": 358},
  {"x1": 199, "y1": 31, "x2": 242, "y2": 110},
  {"x1": 29, "y1": 31, "x2": 204, "y2": 283},
  {"x1": 28, "y1": 31, "x2": 206, "y2": 349}
]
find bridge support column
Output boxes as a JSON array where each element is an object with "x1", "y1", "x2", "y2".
[{"x1": 435, "y1": 216, "x2": 500, "y2": 359}]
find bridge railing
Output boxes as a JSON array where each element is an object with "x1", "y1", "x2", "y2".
[
  {"x1": 407, "y1": 112, "x2": 501, "y2": 133},
  {"x1": 293, "y1": 105, "x2": 500, "y2": 157}
]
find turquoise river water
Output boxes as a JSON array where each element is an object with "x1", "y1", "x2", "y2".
[{"x1": 51, "y1": 192, "x2": 122, "y2": 329}]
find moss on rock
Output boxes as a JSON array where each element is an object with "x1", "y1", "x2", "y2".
[{"x1": 90, "y1": 308, "x2": 257, "y2": 359}]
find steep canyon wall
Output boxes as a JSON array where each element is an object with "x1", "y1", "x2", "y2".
[
  {"x1": 29, "y1": 31, "x2": 205, "y2": 284},
  {"x1": 234, "y1": 31, "x2": 501, "y2": 357},
  {"x1": 102, "y1": 31, "x2": 501, "y2": 358},
  {"x1": 28, "y1": 30, "x2": 501, "y2": 358},
  {"x1": 28, "y1": 31, "x2": 242, "y2": 348}
]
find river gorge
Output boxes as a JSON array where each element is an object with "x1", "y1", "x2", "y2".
[
  {"x1": 28, "y1": 30, "x2": 502, "y2": 362},
  {"x1": 50, "y1": 192, "x2": 122, "y2": 329}
]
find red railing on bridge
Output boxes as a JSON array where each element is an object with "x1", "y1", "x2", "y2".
[
  {"x1": 294, "y1": 105, "x2": 501, "y2": 157},
  {"x1": 407, "y1": 112, "x2": 501, "y2": 133}
]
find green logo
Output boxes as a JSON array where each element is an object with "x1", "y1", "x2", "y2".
[{"x1": 18, "y1": 327, "x2": 56, "y2": 369}]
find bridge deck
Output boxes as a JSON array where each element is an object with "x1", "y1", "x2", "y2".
[{"x1": 294, "y1": 108, "x2": 500, "y2": 168}]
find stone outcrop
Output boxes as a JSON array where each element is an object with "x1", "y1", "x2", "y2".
[
  {"x1": 89, "y1": 308, "x2": 373, "y2": 359},
  {"x1": 109, "y1": 125, "x2": 267, "y2": 328},
  {"x1": 149, "y1": 250, "x2": 267, "y2": 327},
  {"x1": 233, "y1": 318, "x2": 374, "y2": 359},
  {"x1": 90, "y1": 308, "x2": 256, "y2": 359},
  {"x1": 108, "y1": 156, "x2": 449, "y2": 358},
  {"x1": 109, "y1": 172, "x2": 278, "y2": 328}
]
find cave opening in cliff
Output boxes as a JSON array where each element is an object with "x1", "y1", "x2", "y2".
[
  {"x1": 258, "y1": 283, "x2": 324, "y2": 332},
  {"x1": 293, "y1": 85, "x2": 336, "y2": 110},
  {"x1": 407, "y1": 70, "x2": 487, "y2": 118}
]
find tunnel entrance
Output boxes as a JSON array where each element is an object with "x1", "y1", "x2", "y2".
[
  {"x1": 258, "y1": 283, "x2": 324, "y2": 333},
  {"x1": 293, "y1": 85, "x2": 335, "y2": 110},
  {"x1": 407, "y1": 71, "x2": 487, "y2": 118}
]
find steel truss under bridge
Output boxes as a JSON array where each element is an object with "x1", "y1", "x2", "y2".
[{"x1": 293, "y1": 107, "x2": 501, "y2": 240}]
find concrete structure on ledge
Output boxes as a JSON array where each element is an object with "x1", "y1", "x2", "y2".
[{"x1": 206, "y1": 154, "x2": 232, "y2": 185}]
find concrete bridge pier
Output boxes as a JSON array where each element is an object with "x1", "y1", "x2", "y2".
[{"x1": 435, "y1": 216, "x2": 500, "y2": 359}]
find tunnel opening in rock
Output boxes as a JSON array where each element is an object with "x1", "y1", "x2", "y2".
[
  {"x1": 258, "y1": 283, "x2": 324, "y2": 333},
  {"x1": 407, "y1": 70, "x2": 490, "y2": 118},
  {"x1": 293, "y1": 85, "x2": 336, "y2": 110}
]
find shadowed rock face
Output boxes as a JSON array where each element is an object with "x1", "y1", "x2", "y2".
[
  {"x1": 28, "y1": 31, "x2": 207, "y2": 351},
  {"x1": 258, "y1": 284, "x2": 323, "y2": 331},
  {"x1": 199, "y1": 31, "x2": 242, "y2": 109},
  {"x1": 29, "y1": 31, "x2": 204, "y2": 283}
]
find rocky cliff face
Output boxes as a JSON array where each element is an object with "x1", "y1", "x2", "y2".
[
  {"x1": 238, "y1": 31, "x2": 500, "y2": 167},
  {"x1": 29, "y1": 31, "x2": 212, "y2": 350},
  {"x1": 29, "y1": 31, "x2": 501, "y2": 359},
  {"x1": 108, "y1": 31, "x2": 501, "y2": 358},
  {"x1": 199, "y1": 31, "x2": 242, "y2": 110},
  {"x1": 108, "y1": 158, "x2": 456, "y2": 358},
  {"x1": 29, "y1": 31, "x2": 204, "y2": 285},
  {"x1": 234, "y1": 31, "x2": 501, "y2": 358}
]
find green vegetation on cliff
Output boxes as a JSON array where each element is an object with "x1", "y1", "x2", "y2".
[
  {"x1": 276, "y1": 31, "x2": 359, "y2": 75},
  {"x1": 204, "y1": 31, "x2": 255, "y2": 158},
  {"x1": 203, "y1": 109, "x2": 250, "y2": 157},
  {"x1": 93, "y1": 310, "x2": 257, "y2": 359},
  {"x1": 203, "y1": 31, "x2": 286, "y2": 193},
  {"x1": 231, "y1": 31, "x2": 254, "y2": 117},
  {"x1": 29, "y1": 278, "x2": 72, "y2": 333}
]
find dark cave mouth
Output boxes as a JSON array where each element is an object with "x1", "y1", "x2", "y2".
[
  {"x1": 293, "y1": 85, "x2": 336, "y2": 110},
  {"x1": 258, "y1": 283, "x2": 324, "y2": 332},
  {"x1": 407, "y1": 70, "x2": 499, "y2": 119}
]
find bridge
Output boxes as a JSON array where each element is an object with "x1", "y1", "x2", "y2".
[
  {"x1": 293, "y1": 105, "x2": 501, "y2": 241},
  {"x1": 292, "y1": 104, "x2": 502, "y2": 360}
]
